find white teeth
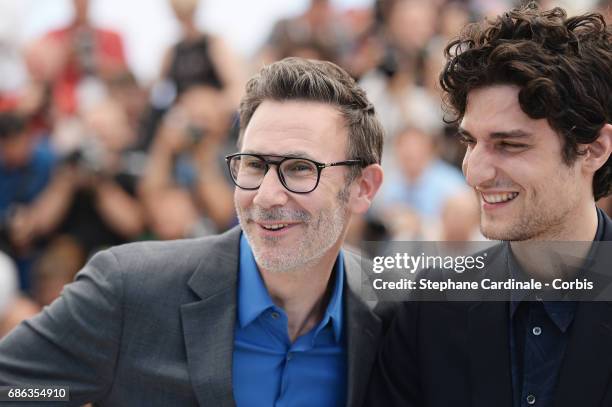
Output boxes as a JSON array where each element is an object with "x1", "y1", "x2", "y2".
[
  {"x1": 482, "y1": 192, "x2": 518, "y2": 204},
  {"x1": 262, "y1": 224, "x2": 288, "y2": 230}
]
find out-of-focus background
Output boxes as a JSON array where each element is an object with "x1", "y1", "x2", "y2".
[{"x1": 0, "y1": 0, "x2": 610, "y2": 335}]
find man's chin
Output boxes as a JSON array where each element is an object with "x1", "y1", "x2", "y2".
[
  {"x1": 481, "y1": 219, "x2": 522, "y2": 241},
  {"x1": 481, "y1": 224, "x2": 532, "y2": 241},
  {"x1": 253, "y1": 253, "x2": 303, "y2": 273}
]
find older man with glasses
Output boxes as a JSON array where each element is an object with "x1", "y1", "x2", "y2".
[{"x1": 0, "y1": 57, "x2": 386, "y2": 407}]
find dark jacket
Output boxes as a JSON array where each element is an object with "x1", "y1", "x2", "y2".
[{"x1": 366, "y1": 210, "x2": 612, "y2": 407}]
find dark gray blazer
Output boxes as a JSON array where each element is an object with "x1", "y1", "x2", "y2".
[{"x1": 0, "y1": 227, "x2": 382, "y2": 407}]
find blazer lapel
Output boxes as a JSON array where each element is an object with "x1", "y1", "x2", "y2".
[
  {"x1": 344, "y1": 251, "x2": 382, "y2": 407},
  {"x1": 553, "y1": 302, "x2": 612, "y2": 407},
  {"x1": 468, "y1": 301, "x2": 514, "y2": 407},
  {"x1": 469, "y1": 243, "x2": 513, "y2": 407},
  {"x1": 180, "y1": 227, "x2": 242, "y2": 407}
]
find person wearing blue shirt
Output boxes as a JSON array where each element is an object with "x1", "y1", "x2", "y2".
[
  {"x1": 0, "y1": 112, "x2": 56, "y2": 290},
  {"x1": 0, "y1": 113, "x2": 55, "y2": 222},
  {"x1": 0, "y1": 57, "x2": 389, "y2": 407}
]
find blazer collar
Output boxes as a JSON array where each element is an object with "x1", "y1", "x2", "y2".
[
  {"x1": 186, "y1": 226, "x2": 242, "y2": 300},
  {"x1": 181, "y1": 226, "x2": 242, "y2": 407},
  {"x1": 467, "y1": 243, "x2": 514, "y2": 407},
  {"x1": 553, "y1": 302, "x2": 612, "y2": 407},
  {"x1": 344, "y1": 250, "x2": 383, "y2": 407}
]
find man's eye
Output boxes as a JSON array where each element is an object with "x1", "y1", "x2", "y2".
[
  {"x1": 245, "y1": 160, "x2": 265, "y2": 169},
  {"x1": 287, "y1": 164, "x2": 314, "y2": 173},
  {"x1": 284, "y1": 160, "x2": 316, "y2": 176},
  {"x1": 458, "y1": 137, "x2": 475, "y2": 146},
  {"x1": 499, "y1": 142, "x2": 527, "y2": 150}
]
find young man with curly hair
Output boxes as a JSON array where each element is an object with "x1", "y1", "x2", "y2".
[{"x1": 367, "y1": 3, "x2": 612, "y2": 407}]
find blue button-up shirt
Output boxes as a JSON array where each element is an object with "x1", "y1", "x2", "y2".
[{"x1": 232, "y1": 234, "x2": 347, "y2": 407}]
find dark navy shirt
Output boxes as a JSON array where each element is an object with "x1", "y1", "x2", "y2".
[
  {"x1": 232, "y1": 233, "x2": 347, "y2": 407},
  {"x1": 509, "y1": 208, "x2": 605, "y2": 407}
]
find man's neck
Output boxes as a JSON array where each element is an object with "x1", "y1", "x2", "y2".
[
  {"x1": 259, "y1": 250, "x2": 340, "y2": 343},
  {"x1": 510, "y1": 202, "x2": 599, "y2": 281}
]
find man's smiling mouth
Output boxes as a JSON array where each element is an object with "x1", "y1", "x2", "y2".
[
  {"x1": 481, "y1": 192, "x2": 519, "y2": 204},
  {"x1": 261, "y1": 223, "x2": 288, "y2": 231},
  {"x1": 256, "y1": 222, "x2": 301, "y2": 232}
]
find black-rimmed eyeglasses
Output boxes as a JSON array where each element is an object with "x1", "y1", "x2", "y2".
[{"x1": 225, "y1": 153, "x2": 363, "y2": 194}]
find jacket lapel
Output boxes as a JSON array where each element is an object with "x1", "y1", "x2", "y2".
[
  {"x1": 180, "y1": 227, "x2": 242, "y2": 407},
  {"x1": 344, "y1": 251, "x2": 382, "y2": 407},
  {"x1": 468, "y1": 301, "x2": 514, "y2": 407},
  {"x1": 468, "y1": 243, "x2": 513, "y2": 407}
]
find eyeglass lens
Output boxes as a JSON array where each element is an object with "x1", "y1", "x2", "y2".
[{"x1": 229, "y1": 155, "x2": 319, "y2": 193}]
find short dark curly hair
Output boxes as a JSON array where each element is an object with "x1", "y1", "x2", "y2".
[{"x1": 440, "y1": 2, "x2": 612, "y2": 200}]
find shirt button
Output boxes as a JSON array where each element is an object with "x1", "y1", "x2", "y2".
[
  {"x1": 532, "y1": 326, "x2": 542, "y2": 336},
  {"x1": 271, "y1": 312, "x2": 280, "y2": 319},
  {"x1": 526, "y1": 394, "x2": 536, "y2": 405}
]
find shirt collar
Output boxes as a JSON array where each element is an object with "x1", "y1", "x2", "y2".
[
  {"x1": 238, "y1": 233, "x2": 275, "y2": 328},
  {"x1": 508, "y1": 248, "x2": 577, "y2": 331},
  {"x1": 237, "y1": 233, "x2": 345, "y2": 343},
  {"x1": 542, "y1": 301, "x2": 576, "y2": 332},
  {"x1": 508, "y1": 249, "x2": 579, "y2": 327},
  {"x1": 315, "y1": 251, "x2": 344, "y2": 343}
]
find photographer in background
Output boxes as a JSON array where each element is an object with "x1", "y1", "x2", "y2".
[
  {"x1": 359, "y1": 0, "x2": 442, "y2": 176},
  {"x1": 9, "y1": 99, "x2": 145, "y2": 268},
  {"x1": 0, "y1": 111, "x2": 56, "y2": 291},
  {"x1": 161, "y1": 0, "x2": 244, "y2": 107},
  {"x1": 140, "y1": 85, "x2": 235, "y2": 240},
  {"x1": 140, "y1": 0, "x2": 245, "y2": 151},
  {"x1": 27, "y1": 0, "x2": 127, "y2": 117}
]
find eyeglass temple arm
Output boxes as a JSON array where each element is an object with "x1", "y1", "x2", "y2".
[{"x1": 323, "y1": 160, "x2": 363, "y2": 168}]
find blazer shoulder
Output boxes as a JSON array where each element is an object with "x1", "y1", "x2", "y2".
[
  {"x1": 108, "y1": 227, "x2": 242, "y2": 276},
  {"x1": 89, "y1": 227, "x2": 242, "y2": 300}
]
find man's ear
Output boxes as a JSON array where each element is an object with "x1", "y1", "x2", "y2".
[
  {"x1": 583, "y1": 124, "x2": 612, "y2": 174},
  {"x1": 349, "y1": 164, "x2": 383, "y2": 214}
]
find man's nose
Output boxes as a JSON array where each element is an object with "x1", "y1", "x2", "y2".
[
  {"x1": 462, "y1": 144, "x2": 497, "y2": 189},
  {"x1": 252, "y1": 167, "x2": 289, "y2": 208}
]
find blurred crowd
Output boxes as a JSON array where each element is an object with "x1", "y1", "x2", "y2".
[{"x1": 1, "y1": 0, "x2": 610, "y2": 335}]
